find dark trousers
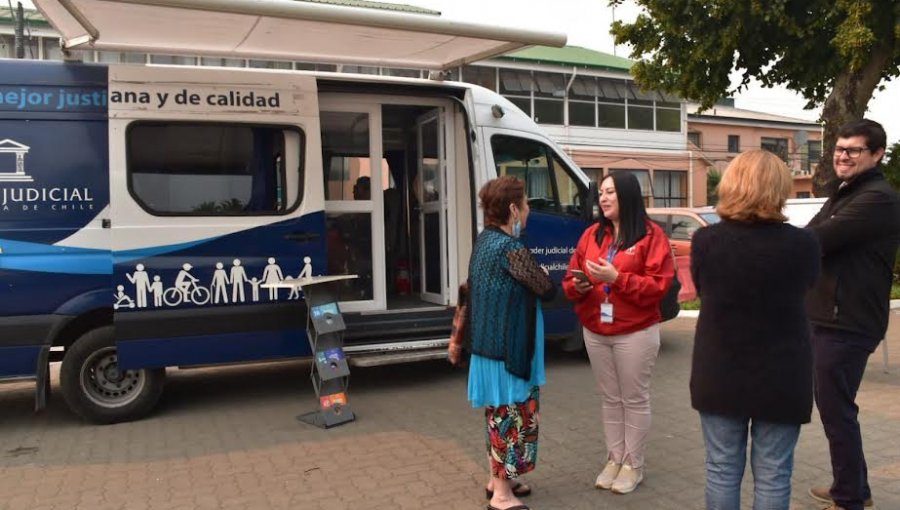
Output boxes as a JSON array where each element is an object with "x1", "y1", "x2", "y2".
[{"x1": 812, "y1": 326, "x2": 879, "y2": 510}]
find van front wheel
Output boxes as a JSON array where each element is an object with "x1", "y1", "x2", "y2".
[{"x1": 60, "y1": 326, "x2": 165, "y2": 424}]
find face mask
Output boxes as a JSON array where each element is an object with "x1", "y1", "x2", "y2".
[{"x1": 510, "y1": 206, "x2": 521, "y2": 238}]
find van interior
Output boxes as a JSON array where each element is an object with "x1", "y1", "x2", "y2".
[{"x1": 320, "y1": 100, "x2": 462, "y2": 311}]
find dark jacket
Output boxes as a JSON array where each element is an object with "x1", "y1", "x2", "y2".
[
  {"x1": 690, "y1": 220, "x2": 820, "y2": 424},
  {"x1": 468, "y1": 227, "x2": 556, "y2": 379},
  {"x1": 806, "y1": 167, "x2": 900, "y2": 341}
]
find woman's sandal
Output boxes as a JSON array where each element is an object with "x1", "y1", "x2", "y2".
[
  {"x1": 484, "y1": 481, "x2": 532, "y2": 499},
  {"x1": 486, "y1": 505, "x2": 531, "y2": 510}
]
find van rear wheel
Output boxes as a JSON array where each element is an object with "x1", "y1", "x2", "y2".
[{"x1": 61, "y1": 326, "x2": 165, "y2": 424}]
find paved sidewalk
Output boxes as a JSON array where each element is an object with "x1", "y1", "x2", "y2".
[{"x1": 1, "y1": 313, "x2": 899, "y2": 510}]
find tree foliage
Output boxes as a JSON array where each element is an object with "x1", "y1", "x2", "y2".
[
  {"x1": 706, "y1": 168, "x2": 721, "y2": 206},
  {"x1": 883, "y1": 141, "x2": 900, "y2": 192},
  {"x1": 610, "y1": 0, "x2": 899, "y2": 196}
]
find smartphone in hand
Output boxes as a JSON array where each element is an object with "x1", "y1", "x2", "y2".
[{"x1": 571, "y1": 269, "x2": 589, "y2": 283}]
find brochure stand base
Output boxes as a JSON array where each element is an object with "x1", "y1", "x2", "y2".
[{"x1": 297, "y1": 407, "x2": 355, "y2": 429}]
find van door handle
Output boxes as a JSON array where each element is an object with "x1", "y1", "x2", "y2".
[{"x1": 284, "y1": 232, "x2": 320, "y2": 242}]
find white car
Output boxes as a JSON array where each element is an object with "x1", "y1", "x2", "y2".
[{"x1": 783, "y1": 198, "x2": 827, "y2": 227}]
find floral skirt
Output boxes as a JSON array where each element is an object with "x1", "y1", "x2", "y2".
[{"x1": 485, "y1": 387, "x2": 540, "y2": 479}]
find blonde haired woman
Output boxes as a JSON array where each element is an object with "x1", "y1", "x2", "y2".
[{"x1": 690, "y1": 150, "x2": 820, "y2": 510}]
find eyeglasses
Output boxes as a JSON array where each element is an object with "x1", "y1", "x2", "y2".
[{"x1": 833, "y1": 146, "x2": 870, "y2": 158}]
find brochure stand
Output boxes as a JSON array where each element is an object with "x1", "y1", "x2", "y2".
[{"x1": 264, "y1": 275, "x2": 357, "y2": 428}]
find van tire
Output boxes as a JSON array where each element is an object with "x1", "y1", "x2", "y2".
[{"x1": 60, "y1": 326, "x2": 165, "y2": 424}]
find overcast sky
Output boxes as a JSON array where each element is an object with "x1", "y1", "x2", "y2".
[{"x1": 18, "y1": 0, "x2": 899, "y2": 144}]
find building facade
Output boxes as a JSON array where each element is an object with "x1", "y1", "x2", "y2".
[{"x1": 687, "y1": 103, "x2": 822, "y2": 198}]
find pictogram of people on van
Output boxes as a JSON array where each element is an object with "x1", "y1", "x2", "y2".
[{"x1": 113, "y1": 256, "x2": 314, "y2": 309}]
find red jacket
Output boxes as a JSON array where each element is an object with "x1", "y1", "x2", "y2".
[{"x1": 563, "y1": 221, "x2": 675, "y2": 336}]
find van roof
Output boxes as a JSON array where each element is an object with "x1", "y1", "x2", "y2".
[{"x1": 33, "y1": 0, "x2": 566, "y2": 71}]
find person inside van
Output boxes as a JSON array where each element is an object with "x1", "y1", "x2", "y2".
[
  {"x1": 562, "y1": 172, "x2": 674, "y2": 495},
  {"x1": 466, "y1": 176, "x2": 556, "y2": 510}
]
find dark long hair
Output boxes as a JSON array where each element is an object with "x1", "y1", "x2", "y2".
[{"x1": 596, "y1": 172, "x2": 648, "y2": 249}]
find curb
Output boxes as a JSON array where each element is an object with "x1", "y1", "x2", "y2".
[{"x1": 680, "y1": 300, "x2": 900, "y2": 318}]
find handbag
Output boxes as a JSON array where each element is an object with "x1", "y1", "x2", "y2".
[
  {"x1": 448, "y1": 281, "x2": 469, "y2": 366},
  {"x1": 660, "y1": 268, "x2": 682, "y2": 322}
]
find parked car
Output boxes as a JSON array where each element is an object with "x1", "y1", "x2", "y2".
[{"x1": 647, "y1": 207, "x2": 721, "y2": 302}]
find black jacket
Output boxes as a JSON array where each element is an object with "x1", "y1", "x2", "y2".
[
  {"x1": 690, "y1": 221, "x2": 820, "y2": 424},
  {"x1": 806, "y1": 167, "x2": 900, "y2": 341}
]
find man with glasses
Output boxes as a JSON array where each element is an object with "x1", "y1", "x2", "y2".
[{"x1": 806, "y1": 119, "x2": 900, "y2": 510}]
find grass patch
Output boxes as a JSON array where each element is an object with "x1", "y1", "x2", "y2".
[
  {"x1": 680, "y1": 298, "x2": 701, "y2": 310},
  {"x1": 892, "y1": 282, "x2": 900, "y2": 300}
]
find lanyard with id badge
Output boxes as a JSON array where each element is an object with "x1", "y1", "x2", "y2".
[{"x1": 600, "y1": 243, "x2": 618, "y2": 323}]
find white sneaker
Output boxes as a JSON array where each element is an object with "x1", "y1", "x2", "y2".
[
  {"x1": 594, "y1": 460, "x2": 621, "y2": 490},
  {"x1": 611, "y1": 464, "x2": 643, "y2": 494}
]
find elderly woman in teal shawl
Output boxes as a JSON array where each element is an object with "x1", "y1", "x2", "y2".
[{"x1": 466, "y1": 175, "x2": 556, "y2": 510}]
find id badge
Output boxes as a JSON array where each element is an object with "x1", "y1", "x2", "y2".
[{"x1": 600, "y1": 302, "x2": 614, "y2": 323}]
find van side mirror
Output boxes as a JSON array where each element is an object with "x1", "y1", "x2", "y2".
[{"x1": 581, "y1": 181, "x2": 598, "y2": 223}]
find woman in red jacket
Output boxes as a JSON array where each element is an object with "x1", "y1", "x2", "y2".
[{"x1": 563, "y1": 172, "x2": 675, "y2": 495}]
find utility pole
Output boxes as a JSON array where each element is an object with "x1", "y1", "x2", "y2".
[
  {"x1": 611, "y1": 5, "x2": 617, "y2": 57},
  {"x1": 13, "y1": 1, "x2": 25, "y2": 58}
]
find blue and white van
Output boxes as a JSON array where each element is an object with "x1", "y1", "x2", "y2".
[{"x1": 0, "y1": 0, "x2": 594, "y2": 423}]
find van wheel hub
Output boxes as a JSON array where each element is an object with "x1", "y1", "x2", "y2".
[{"x1": 80, "y1": 346, "x2": 146, "y2": 407}]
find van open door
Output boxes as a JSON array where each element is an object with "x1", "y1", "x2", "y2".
[{"x1": 415, "y1": 109, "x2": 449, "y2": 305}]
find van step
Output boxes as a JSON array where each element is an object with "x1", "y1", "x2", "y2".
[{"x1": 348, "y1": 347, "x2": 448, "y2": 367}]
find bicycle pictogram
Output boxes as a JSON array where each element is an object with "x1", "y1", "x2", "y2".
[{"x1": 162, "y1": 279, "x2": 211, "y2": 306}]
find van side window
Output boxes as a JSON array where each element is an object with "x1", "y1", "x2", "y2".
[
  {"x1": 490, "y1": 135, "x2": 584, "y2": 217},
  {"x1": 127, "y1": 122, "x2": 303, "y2": 215}
]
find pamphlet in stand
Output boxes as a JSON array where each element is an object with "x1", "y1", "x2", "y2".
[{"x1": 263, "y1": 275, "x2": 357, "y2": 428}]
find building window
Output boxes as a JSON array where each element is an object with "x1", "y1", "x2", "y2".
[
  {"x1": 150, "y1": 55, "x2": 197, "y2": 66},
  {"x1": 728, "y1": 135, "x2": 740, "y2": 153},
  {"x1": 499, "y1": 68, "x2": 533, "y2": 118},
  {"x1": 294, "y1": 62, "x2": 337, "y2": 72},
  {"x1": 655, "y1": 107, "x2": 680, "y2": 132},
  {"x1": 340, "y1": 65, "x2": 379, "y2": 74},
  {"x1": 383, "y1": 68, "x2": 421, "y2": 78},
  {"x1": 806, "y1": 140, "x2": 822, "y2": 172},
  {"x1": 568, "y1": 76, "x2": 596, "y2": 127},
  {"x1": 532, "y1": 71, "x2": 565, "y2": 125},
  {"x1": 0, "y1": 34, "x2": 38, "y2": 59},
  {"x1": 611, "y1": 169, "x2": 652, "y2": 206},
  {"x1": 200, "y1": 57, "x2": 245, "y2": 67},
  {"x1": 688, "y1": 132, "x2": 701, "y2": 148},
  {"x1": 249, "y1": 60, "x2": 292, "y2": 70},
  {"x1": 97, "y1": 51, "x2": 148, "y2": 64},
  {"x1": 41, "y1": 37, "x2": 85, "y2": 61},
  {"x1": 596, "y1": 79, "x2": 627, "y2": 129},
  {"x1": 652, "y1": 170, "x2": 688, "y2": 207},
  {"x1": 581, "y1": 168, "x2": 604, "y2": 183},
  {"x1": 761, "y1": 137, "x2": 789, "y2": 162},
  {"x1": 461, "y1": 65, "x2": 497, "y2": 92}
]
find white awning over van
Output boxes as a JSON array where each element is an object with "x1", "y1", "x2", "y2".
[{"x1": 32, "y1": 0, "x2": 567, "y2": 70}]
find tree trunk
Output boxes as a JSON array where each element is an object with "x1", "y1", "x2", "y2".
[{"x1": 815, "y1": 45, "x2": 892, "y2": 197}]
